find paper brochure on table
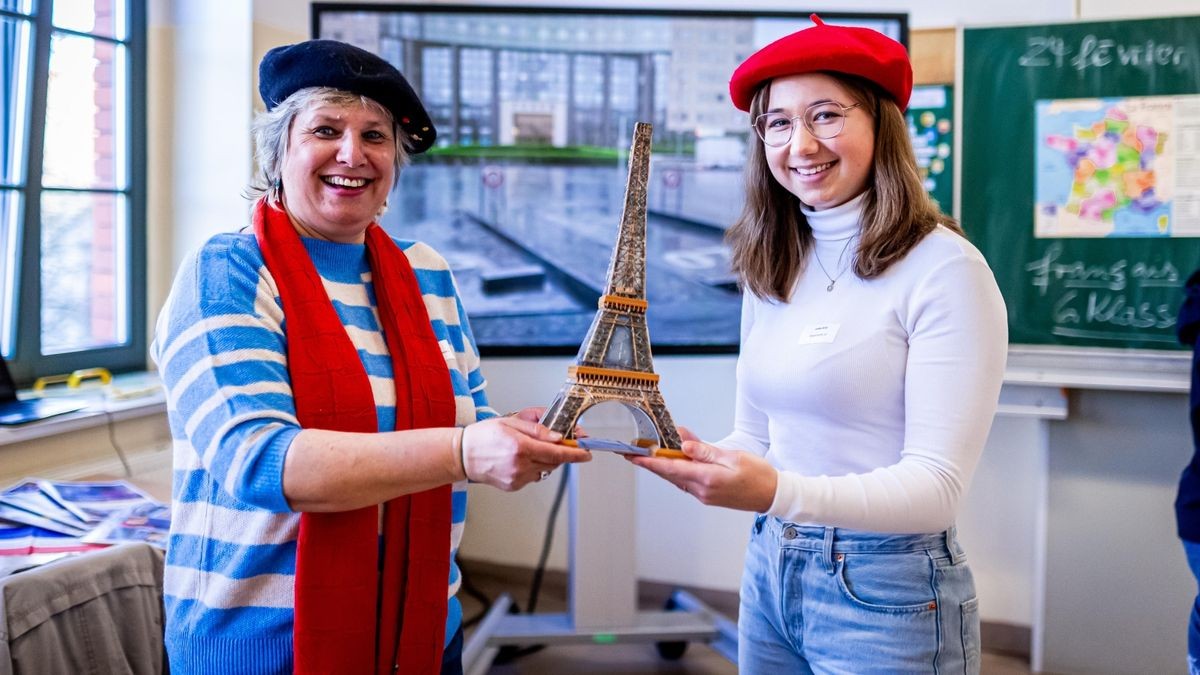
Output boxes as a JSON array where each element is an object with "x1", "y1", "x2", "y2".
[
  {"x1": 0, "y1": 478, "x2": 169, "y2": 577},
  {"x1": 0, "y1": 480, "x2": 90, "y2": 534},
  {"x1": 81, "y1": 501, "x2": 171, "y2": 548},
  {"x1": 39, "y1": 479, "x2": 158, "y2": 523},
  {"x1": 0, "y1": 518, "x2": 106, "y2": 576}
]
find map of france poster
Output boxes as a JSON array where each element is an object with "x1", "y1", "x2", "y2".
[{"x1": 1035, "y1": 94, "x2": 1200, "y2": 238}]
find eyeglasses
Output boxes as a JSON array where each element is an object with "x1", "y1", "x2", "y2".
[{"x1": 752, "y1": 102, "x2": 863, "y2": 146}]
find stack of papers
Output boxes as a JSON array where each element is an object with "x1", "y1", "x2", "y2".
[
  {"x1": 0, "y1": 479, "x2": 170, "y2": 577},
  {"x1": 0, "y1": 521, "x2": 108, "y2": 576}
]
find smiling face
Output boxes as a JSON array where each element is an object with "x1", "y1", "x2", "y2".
[
  {"x1": 280, "y1": 101, "x2": 397, "y2": 243},
  {"x1": 762, "y1": 73, "x2": 875, "y2": 211}
]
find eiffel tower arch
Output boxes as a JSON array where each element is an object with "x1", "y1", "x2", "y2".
[{"x1": 541, "y1": 122, "x2": 681, "y2": 451}]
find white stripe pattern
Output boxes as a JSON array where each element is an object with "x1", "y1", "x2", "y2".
[
  {"x1": 368, "y1": 375, "x2": 398, "y2": 408},
  {"x1": 182, "y1": 382, "x2": 293, "y2": 440},
  {"x1": 168, "y1": 348, "x2": 288, "y2": 409},
  {"x1": 164, "y1": 565, "x2": 295, "y2": 609},
  {"x1": 159, "y1": 314, "x2": 281, "y2": 369},
  {"x1": 344, "y1": 324, "x2": 388, "y2": 354},
  {"x1": 171, "y1": 504, "x2": 298, "y2": 546}
]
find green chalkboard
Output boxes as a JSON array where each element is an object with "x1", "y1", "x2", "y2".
[{"x1": 961, "y1": 16, "x2": 1200, "y2": 351}]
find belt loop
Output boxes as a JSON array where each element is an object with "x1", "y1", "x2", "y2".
[
  {"x1": 822, "y1": 527, "x2": 836, "y2": 574},
  {"x1": 945, "y1": 526, "x2": 964, "y2": 565}
]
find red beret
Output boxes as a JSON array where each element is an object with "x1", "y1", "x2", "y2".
[{"x1": 729, "y1": 14, "x2": 912, "y2": 112}]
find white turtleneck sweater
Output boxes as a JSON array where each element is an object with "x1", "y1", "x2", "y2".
[{"x1": 718, "y1": 194, "x2": 1008, "y2": 533}]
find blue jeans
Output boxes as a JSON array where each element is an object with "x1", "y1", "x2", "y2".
[
  {"x1": 1184, "y1": 539, "x2": 1200, "y2": 675},
  {"x1": 738, "y1": 515, "x2": 980, "y2": 674}
]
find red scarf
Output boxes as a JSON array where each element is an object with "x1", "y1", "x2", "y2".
[{"x1": 253, "y1": 199, "x2": 456, "y2": 674}]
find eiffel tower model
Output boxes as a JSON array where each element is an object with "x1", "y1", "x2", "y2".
[
  {"x1": 465, "y1": 124, "x2": 739, "y2": 664},
  {"x1": 540, "y1": 122, "x2": 681, "y2": 452}
]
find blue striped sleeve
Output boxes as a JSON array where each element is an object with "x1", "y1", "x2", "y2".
[{"x1": 153, "y1": 235, "x2": 298, "y2": 513}]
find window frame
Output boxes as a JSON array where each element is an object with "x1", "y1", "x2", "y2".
[{"x1": 1, "y1": 0, "x2": 147, "y2": 386}]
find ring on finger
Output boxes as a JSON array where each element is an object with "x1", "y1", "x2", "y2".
[{"x1": 539, "y1": 470, "x2": 551, "y2": 481}]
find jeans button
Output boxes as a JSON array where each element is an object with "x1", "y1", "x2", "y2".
[{"x1": 783, "y1": 528, "x2": 797, "y2": 540}]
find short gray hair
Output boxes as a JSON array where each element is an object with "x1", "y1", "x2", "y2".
[{"x1": 247, "y1": 87, "x2": 413, "y2": 206}]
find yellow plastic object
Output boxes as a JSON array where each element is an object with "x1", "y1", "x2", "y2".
[
  {"x1": 32, "y1": 368, "x2": 113, "y2": 393},
  {"x1": 68, "y1": 367, "x2": 112, "y2": 387},
  {"x1": 31, "y1": 373, "x2": 72, "y2": 391}
]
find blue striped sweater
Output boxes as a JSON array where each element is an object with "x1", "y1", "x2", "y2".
[{"x1": 151, "y1": 232, "x2": 495, "y2": 674}]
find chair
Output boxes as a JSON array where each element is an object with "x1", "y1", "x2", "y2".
[{"x1": 0, "y1": 543, "x2": 166, "y2": 675}]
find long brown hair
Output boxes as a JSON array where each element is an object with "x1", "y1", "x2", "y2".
[{"x1": 727, "y1": 72, "x2": 960, "y2": 302}]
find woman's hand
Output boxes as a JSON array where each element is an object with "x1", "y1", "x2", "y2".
[
  {"x1": 631, "y1": 438, "x2": 777, "y2": 513},
  {"x1": 508, "y1": 407, "x2": 546, "y2": 423},
  {"x1": 508, "y1": 406, "x2": 588, "y2": 438},
  {"x1": 462, "y1": 416, "x2": 591, "y2": 491}
]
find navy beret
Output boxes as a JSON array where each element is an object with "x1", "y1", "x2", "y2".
[
  {"x1": 259, "y1": 39, "x2": 436, "y2": 154},
  {"x1": 729, "y1": 15, "x2": 912, "y2": 112}
]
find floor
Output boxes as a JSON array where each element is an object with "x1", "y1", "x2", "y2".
[{"x1": 459, "y1": 561, "x2": 1034, "y2": 675}]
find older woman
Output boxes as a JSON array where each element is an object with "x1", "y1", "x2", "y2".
[{"x1": 152, "y1": 40, "x2": 589, "y2": 675}]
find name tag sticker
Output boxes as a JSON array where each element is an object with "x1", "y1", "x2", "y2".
[
  {"x1": 798, "y1": 323, "x2": 840, "y2": 344},
  {"x1": 438, "y1": 339, "x2": 457, "y2": 364}
]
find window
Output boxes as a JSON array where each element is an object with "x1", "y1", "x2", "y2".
[{"x1": 0, "y1": 0, "x2": 145, "y2": 385}]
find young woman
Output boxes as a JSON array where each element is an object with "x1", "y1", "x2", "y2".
[{"x1": 632, "y1": 16, "x2": 1007, "y2": 673}]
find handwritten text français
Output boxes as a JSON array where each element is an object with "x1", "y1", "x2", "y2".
[
  {"x1": 1025, "y1": 243, "x2": 1179, "y2": 295},
  {"x1": 1025, "y1": 243, "x2": 1179, "y2": 332}
]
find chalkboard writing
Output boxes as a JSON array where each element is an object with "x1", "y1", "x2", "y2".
[
  {"x1": 1024, "y1": 243, "x2": 1178, "y2": 343},
  {"x1": 961, "y1": 15, "x2": 1200, "y2": 351},
  {"x1": 1018, "y1": 35, "x2": 1190, "y2": 70}
]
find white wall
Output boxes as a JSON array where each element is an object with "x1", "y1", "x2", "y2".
[
  {"x1": 957, "y1": 416, "x2": 1046, "y2": 628},
  {"x1": 165, "y1": 1, "x2": 254, "y2": 270},
  {"x1": 146, "y1": 0, "x2": 174, "y2": 350},
  {"x1": 1041, "y1": 390, "x2": 1193, "y2": 674},
  {"x1": 1080, "y1": 0, "x2": 1199, "y2": 19}
]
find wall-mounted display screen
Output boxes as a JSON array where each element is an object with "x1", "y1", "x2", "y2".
[{"x1": 312, "y1": 4, "x2": 908, "y2": 354}]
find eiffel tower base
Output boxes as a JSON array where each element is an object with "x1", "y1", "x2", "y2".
[{"x1": 541, "y1": 378, "x2": 682, "y2": 450}]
